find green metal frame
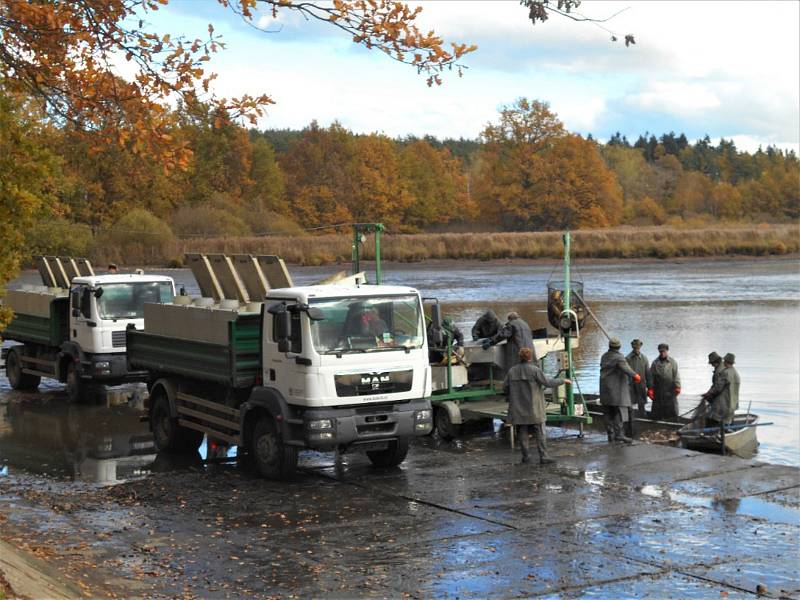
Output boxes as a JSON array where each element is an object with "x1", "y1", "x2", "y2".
[
  {"x1": 428, "y1": 231, "x2": 592, "y2": 426},
  {"x1": 351, "y1": 223, "x2": 384, "y2": 284}
]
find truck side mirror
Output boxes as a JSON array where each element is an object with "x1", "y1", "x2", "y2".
[
  {"x1": 93, "y1": 287, "x2": 104, "y2": 298},
  {"x1": 80, "y1": 288, "x2": 92, "y2": 318}
]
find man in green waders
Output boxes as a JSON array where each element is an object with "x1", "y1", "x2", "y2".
[
  {"x1": 649, "y1": 343, "x2": 681, "y2": 420},
  {"x1": 600, "y1": 337, "x2": 642, "y2": 444},
  {"x1": 626, "y1": 339, "x2": 652, "y2": 436},
  {"x1": 703, "y1": 353, "x2": 740, "y2": 426}
]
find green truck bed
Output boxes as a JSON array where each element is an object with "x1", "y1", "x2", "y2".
[
  {"x1": 2, "y1": 296, "x2": 70, "y2": 347},
  {"x1": 126, "y1": 312, "x2": 261, "y2": 388}
]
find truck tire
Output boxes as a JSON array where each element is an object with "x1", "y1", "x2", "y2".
[
  {"x1": 151, "y1": 390, "x2": 204, "y2": 453},
  {"x1": 5, "y1": 349, "x2": 41, "y2": 391},
  {"x1": 367, "y1": 438, "x2": 410, "y2": 468},
  {"x1": 434, "y1": 406, "x2": 460, "y2": 440},
  {"x1": 66, "y1": 361, "x2": 84, "y2": 403},
  {"x1": 250, "y1": 415, "x2": 298, "y2": 480}
]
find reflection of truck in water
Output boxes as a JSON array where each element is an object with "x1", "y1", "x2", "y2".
[
  {"x1": 127, "y1": 252, "x2": 433, "y2": 479},
  {"x1": 1, "y1": 256, "x2": 174, "y2": 402},
  {"x1": 2, "y1": 399, "x2": 156, "y2": 484}
]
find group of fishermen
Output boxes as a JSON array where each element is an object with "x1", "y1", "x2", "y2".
[
  {"x1": 438, "y1": 308, "x2": 742, "y2": 465},
  {"x1": 600, "y1": 338, "x2": 741, "y2": 444}
]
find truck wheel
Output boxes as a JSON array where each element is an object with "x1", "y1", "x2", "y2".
[
  {"x1": 367, "y1": 438, "x2": 410, "y2": 468},
  {"x1": 6, "y1": 349, "x2": 41, "y2": 391},
  {"x1": 66, "y1": 362, "x2": 84, "y2": 403},
  {"x1": 434, "y1": 406, "x2": 460, "y2": 440},
  {"x1": 151, "y1": 391, "x2": 203, "y2": 453},
  {"x1": 251, "y1": 416, "x2": 298, "y2": 479}
]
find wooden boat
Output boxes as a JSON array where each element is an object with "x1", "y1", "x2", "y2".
[{"x1": 678, "y1": 413, "x2": 759, "y2": 456}]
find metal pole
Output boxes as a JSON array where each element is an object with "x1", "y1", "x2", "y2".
[
  {"x1": 446, "y1": 332, "x2": 453, "y2": 394},
  {"x1": 374, "y1": 226, "x2": 382, "y2": 285},
  {"x1": 563, "y1": 232, "x2": 574, "y2": 417},
  {"x1": 352, "y1": 226, "x2": 360, "y2": 276}
]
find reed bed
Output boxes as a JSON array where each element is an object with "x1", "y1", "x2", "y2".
[{"x1": 172, "y1": 224, "x2": 799, "y2": 266}]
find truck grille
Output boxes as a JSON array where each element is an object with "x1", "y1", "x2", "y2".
[
  {"x1": 112, "y1": 330, "x2": 127, "y2": 348},
  {"x1": 334, "y1": 369, "x2": 413, "y2": 397}
]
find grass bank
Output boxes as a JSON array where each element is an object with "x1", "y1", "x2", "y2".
[{"x1": 168, "y1": 224, "x2": 799, "y2": 266}]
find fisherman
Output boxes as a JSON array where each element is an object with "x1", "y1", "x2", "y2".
[
  {"x1": 107, "y1": 263, "x2": 119, "y2": 274},
  {"x1": 471, "y1": 309, "x2": 502, "y2": 341},
  {"x1": 706, "y1": 351, "x2": 724, "y2": 389},
  {"x1": 427, "y1": 315, "x2": 464, "y2": 363},
  {"x1": 483, "y1": 311, "x2": 534, "y2": 367},
  {"x1": 702, "y1": 353, "x2": 740, "y2": 426},
  {"x1": 600, "y1": 337, "x2": 641, "y2": 444},
  {"x1": 626, "y1": 339, "x2": 652, "y2": 418},
  {"x1": 343, "y1": 304, "x2": 388, "y2": 339},
  {"x1": 503, "y1": 347, "x2": 570, "y2": 464},
  {"x1": 649, "y1": 343, "x2": 681, "y2": 421}
]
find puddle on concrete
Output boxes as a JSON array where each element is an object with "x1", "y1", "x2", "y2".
[{"x1": 639, "y1": 484, "x2": 800, "y2": 526}]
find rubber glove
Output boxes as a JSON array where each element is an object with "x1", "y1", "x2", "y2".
[
  {"x1": 674, "y1": 387, "x2": 681, "y2": 395},
  {"x1": 632, "y1": 373, "x2": 641, "y2": 383},
  {"x1": 647, "y1": 388, "x2": 655, "y2": 400},
  {"x1": 472, "y1": 334, "x2": 480, "y2": 341},
  {"x1": 481, "y1": 339, "x2": 492, "y2": 350}
]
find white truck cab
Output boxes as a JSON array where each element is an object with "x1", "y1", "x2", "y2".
[
  {"x1": 264, "y1": 284, "x2": 432, "y2": 409},
  {"x1": 69, "y1": 274, "x2": 175, "y2": 355}
]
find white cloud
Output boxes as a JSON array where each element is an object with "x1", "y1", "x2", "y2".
[{"x1": 626, "y1": 82, "x2": 722, "y2": 114}]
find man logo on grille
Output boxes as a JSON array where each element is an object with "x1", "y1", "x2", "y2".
[{"x1": 361, "y1": 372, "x2": 390, "y2": 390}]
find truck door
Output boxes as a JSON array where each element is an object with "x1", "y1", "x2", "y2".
[
  {"x1": 263, "y1": 302, "x2": 309, "y2": 402},
  {"x1": 70, "y1": 285, "x2": 96, "y2": 351}
]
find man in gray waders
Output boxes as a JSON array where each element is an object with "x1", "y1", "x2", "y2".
[
  {"x1": 600, "y1": 337, "x2": 641, "y2": 444},
  {"x1": 483, "y1": 312, "x2": 534, "y2": 367},
  {"x1": 649, "y1": 343, "x2": 681, "y2": 420},
  {"x1": 702, "y1": 353, "x2": 740, "y2": 426},
  {"x1": 503, "y1": 347, "x2": 570, "y2": 464},
  {"x1": 626, "y1": 339, "x2": 652, "y2": 435}
]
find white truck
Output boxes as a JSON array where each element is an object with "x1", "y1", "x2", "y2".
[
  {"x1": 2, "y1": 256, "x2": 174, "y2": 402},
  {"x1": 126, "y1": 253, "x2": 433, "y2": 479}
]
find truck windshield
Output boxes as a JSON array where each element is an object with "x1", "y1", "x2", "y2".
[
  {"x1": 96, "y1": 282, "x2": 173, "y2": 320},
  {"x1": 310, "y1": 295, "x2": 424, "y2": 354}
]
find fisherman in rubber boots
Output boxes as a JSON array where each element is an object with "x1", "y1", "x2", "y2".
[
  {"x1": 625, "y1": 338, "x2": 652, "y2": 436},
  {"x1": 503, "y1": 347, "x2": 570, "y2": 465},
  {"x1": 600, "y1": 337, "x2": 641, "y2": 444},
  {"x1": 649, "y1": 343, "x2": 681, "y2": 421},
  {"x1": 702, "y1": 353, "x2": 740, "y2": 427}
]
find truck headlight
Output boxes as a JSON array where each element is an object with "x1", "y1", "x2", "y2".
[
  {"x1": 94, "y1": 360, "x2": 111, "y2": 375},
  {"x1": 415, "y1": 410, "x2": 432, "y2": 422},
  {"x1": 308, "y1": 419, "x2": 333, "y2": 430}
]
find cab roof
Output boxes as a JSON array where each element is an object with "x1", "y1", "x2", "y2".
[
  {"x1": 71, "y1": 274, "x2": 174, "y2": 287},
  {"x1": 266, "y1": 284, "x2": 419, "y2": 303}
]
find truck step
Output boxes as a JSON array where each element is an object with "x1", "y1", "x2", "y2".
[{"x1": 178, "y1": 419, "x2": 240, "y2": 445}]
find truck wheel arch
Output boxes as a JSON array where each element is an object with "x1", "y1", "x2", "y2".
[
  {"x1": 240, "y1": 387, "x2": 291, "y2": 448},
  {"x1": 149, "y1": 378, "x2": 179, "y2": 419},
  {"x1": 58, "y1": 344, "x2": 84, "y2": 381}
]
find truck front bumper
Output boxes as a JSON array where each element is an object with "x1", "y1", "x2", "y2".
[
  {"x1": 301, "y1": 399, "x2": 432, "y2": 451},
  {"x1": 83, "y1": 353, "x2": 148, "y2": 382}
]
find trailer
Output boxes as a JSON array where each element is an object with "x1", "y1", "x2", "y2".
[
  {"x1": 128, "y1": 247, "x2": 433, "y2": 479},
  {"x1": 424, "y1": 232, "x2": 594, "y2": 439},
  {"x1": 1, "y1": 256, "x2": 174, "y2": 402}
]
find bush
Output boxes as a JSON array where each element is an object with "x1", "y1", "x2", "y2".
[
  {"x1": 96, "y1": 209, "x2": 176, "y2": 266},
  {"x1": 25, "y1": 218, "x2": 93, "y2": 258},
  {"x1": 172, "y1": 204, "x2": 252, "y2": 237}
]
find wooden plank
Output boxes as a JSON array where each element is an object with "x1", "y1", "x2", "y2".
[
  {"x1": 177, "y1": 405, "x2": 240, "y2": 431},
  {"x1": 178, "y1": 419, "x2": 239, "y2": 445},
  {"x1": 208, "y1": 254, "x2": 249, "y2": 303},
  {"x1": 46, "y1": 257, "x2": 71, "y2": 289},
  {"x1": 232, "y1": 255, "x2": 270, "y2": 301},
  {"x1": 60, "y1": 257, "x2": 81, "y2": 281},
  {"x1": 176, "y1": 391, "x2": 240, "y2": 417},
  {"x1": 185, "y1": 253, "x2": 224, "y2": 301}
]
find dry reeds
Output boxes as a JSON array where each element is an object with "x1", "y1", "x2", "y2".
[{"x1": 172, "y1": 224, "x2": 799, "y2": 266}]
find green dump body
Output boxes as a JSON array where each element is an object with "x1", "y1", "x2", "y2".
[
  {"x1": 2, "y1": 297, "x2": 70, "y2": 347},
  {"x1": 126, "y1": 312, "x2": 262, "y2": 389}
]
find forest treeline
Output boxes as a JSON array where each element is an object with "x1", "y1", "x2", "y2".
[{"x1": 4, "y1": 93, "x2": 798, "y2": 265}]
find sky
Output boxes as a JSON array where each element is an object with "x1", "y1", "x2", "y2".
[{"x1": 143, "y1": 1, "x2": 800, "y2": 153}]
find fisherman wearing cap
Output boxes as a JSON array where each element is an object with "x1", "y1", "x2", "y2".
[
  {"x1": 650, "y1": 343, "x2": 681, "y2": 420},
  {"x1": 703, "y1": 353, "x2": 740, "y2": 425},
  {"x1": 483, "y1": 311, "x2": 534, "y2": 367},
  {"x1": 427, "y1": 315, "x2": 464, "y2": 364},
  {"x1": 503, "y1": 347, "x2": 571, "y2": 464},
  {"x1": 600, "y1": 337, "x2": 641, "y2": 444},
  {"x1": 107, "y1": 263, "x2": 119, "y2": 274},
  {"x1": 626, "y1": 339, "x2": 653, "y2": 422}
]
